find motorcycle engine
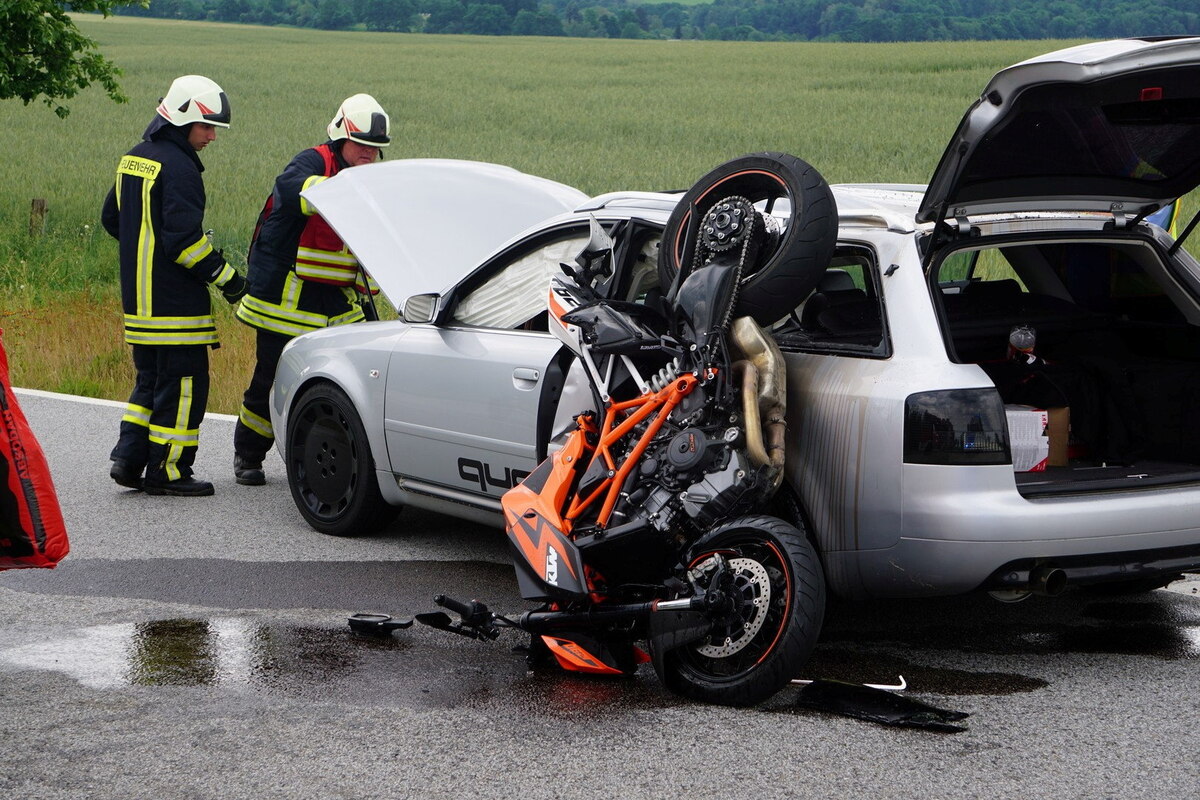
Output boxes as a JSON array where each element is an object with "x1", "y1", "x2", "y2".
[{"x1": 619, "y1": 401, "x2": 765, "y2": 536}]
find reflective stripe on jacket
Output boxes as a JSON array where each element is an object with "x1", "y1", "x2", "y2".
[
  {"x1": 238, "y1": 142, "x2": 370, "y2": 338},
  {"x1": 101, "y1": 121, "x2": 233, "y2": 347},
  {"x1": 294, "y1": 155, "x2": 359, "y2": 287},
  {"x1": 237, "y1": 274, "x2": 365, "y2": 337}
]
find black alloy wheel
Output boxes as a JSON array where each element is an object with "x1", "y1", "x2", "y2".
[{"x1": 285, "y1": 383, "x2": 399, "y2": 537}]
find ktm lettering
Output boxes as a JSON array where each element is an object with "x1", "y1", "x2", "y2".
[
  {"x1": 458, "y1": 458, "x2": 530, "y2": 493},
  {"x1": 545, "y1": 547, "x2": 559, "y2": 585}
]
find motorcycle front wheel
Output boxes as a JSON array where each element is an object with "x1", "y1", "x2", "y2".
[{"x1": 659, "y1": 514, "x2": 825, "y2": 706}]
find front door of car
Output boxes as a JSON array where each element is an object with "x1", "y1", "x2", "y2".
[
  {"x1": 383, "y1": 227, "x2": 594, "y2": 501},
  {"x1": 384, "y1": 327, "x2": 565, "y2": 500}
]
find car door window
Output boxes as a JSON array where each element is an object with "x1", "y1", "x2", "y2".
[
  {"x1": 621, "y1": 234, "x2": 663, "y2": 303},
  {"x1": 450, "y1": 230, "x2": 589, "y2": 330},
  {"x1": 779, "y1": 248, "x2": 889, "y2": 356}
]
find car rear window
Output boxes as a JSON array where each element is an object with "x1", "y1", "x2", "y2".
[{"x1": 959, "y1": 69, "x2": 1200, "y2": 204}]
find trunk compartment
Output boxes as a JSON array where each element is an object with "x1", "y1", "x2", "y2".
[{"x1": 938, "y1": 236, "x2": 1200, "y2": 496}]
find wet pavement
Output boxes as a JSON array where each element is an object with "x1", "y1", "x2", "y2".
[
  {"x1": 2, "y1": 391, "x2": 1199, "y2": 799},
  {"x1": 11, "y1": 583, "x2": 1197, "y2": 707}
]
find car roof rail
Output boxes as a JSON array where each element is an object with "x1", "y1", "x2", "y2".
[{"x1": 576, "y1": 191, "x2": 680, "y2": 214}]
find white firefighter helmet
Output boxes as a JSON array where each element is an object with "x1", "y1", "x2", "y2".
[
  {"x1": 327, "y1": 93, "x2": 390, "y2": 147},
  {"x1": 156, "y1": 75, "x2": 231, "y2": 128}
]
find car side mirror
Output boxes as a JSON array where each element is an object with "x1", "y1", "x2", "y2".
[{"x1": 402, "y1": 293, "x2": 439, "y2": 323}]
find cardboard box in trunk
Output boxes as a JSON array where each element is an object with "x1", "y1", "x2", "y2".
[{"x1": 1005, "y1": 405, "x2": 1069, "y2": 472}]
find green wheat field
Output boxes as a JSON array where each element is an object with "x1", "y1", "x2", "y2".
[{"x1": 0, "y1": 17, "x2": 1195, "y2": 412}]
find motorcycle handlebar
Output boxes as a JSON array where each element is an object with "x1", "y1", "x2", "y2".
[{"x1": 435, "y1": 594, "x2": 477, "y2": 618}]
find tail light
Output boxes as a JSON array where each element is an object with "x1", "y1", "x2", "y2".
[{"x1": 904, "y1": 388, "x2": 1010, "y2": 466}]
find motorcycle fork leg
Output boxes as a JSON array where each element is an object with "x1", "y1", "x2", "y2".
[{"x1": 523, "y1": 632, "x2": 553, "y2": 670}]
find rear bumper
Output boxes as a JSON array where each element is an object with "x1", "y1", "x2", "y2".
[
  {"x1": 981, "y1": 543, "x2": 1200, "y2": 592},
  {"x1": 834, "y1": 536, "x2": 1200, "y2": 599},
  {"x1": 826, "y1": 463, "x2": 1200, "y2": 598}
]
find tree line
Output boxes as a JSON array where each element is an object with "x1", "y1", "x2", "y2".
[{"x1": 115, "y1": 0, "x2": 1200, "y2": 42}]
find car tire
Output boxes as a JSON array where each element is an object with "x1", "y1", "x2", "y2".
[
  {"x1": 658, "y1": 152, "x2": 837, "y2": 327},
  {"x1": 285, "y1": 382, "x2": 400, "y2": 537}
]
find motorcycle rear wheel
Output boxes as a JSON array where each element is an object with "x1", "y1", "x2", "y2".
[
  {"x1": 660, "y1": 514, "x2": 825, "y2": 706},
  {"x1": 657, "y1": 152, "x2": 837, "y2": 327}
]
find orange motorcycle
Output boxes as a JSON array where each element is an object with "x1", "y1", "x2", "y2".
[{"x1": 357, "y1": 153, "x2": 836, "y2": 706}]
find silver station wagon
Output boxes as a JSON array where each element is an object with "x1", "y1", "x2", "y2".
[{"x1": 274, "y1": 37, "x2": 1200, "y2": 602}]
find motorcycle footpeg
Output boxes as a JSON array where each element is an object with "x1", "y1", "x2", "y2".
[{"x1": 348, "y1": 613, "x2": 414, "y2": 636}]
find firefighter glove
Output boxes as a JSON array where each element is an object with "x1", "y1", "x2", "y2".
[{"x1": 221, "y1": 272, "x2": 248, "y2": 304}]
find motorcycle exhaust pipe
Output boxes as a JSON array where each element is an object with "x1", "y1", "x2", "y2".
[
  {"x1": 731, "y1": 317, "x2": 787, "y2": 488},
  {"x1": 733, "y1": 360, "x2": 771, "y2": 469}
]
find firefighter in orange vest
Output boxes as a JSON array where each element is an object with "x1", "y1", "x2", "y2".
[
  {"x1": 233, "y1": 94, "x2": 389, "y2": 485},
  {"x1": 103, "y1": 75, "x2": 246, "y2": 497}
]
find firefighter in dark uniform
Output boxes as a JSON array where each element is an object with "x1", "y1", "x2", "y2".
[
  {"x1": 232, "y1": 93, "x2": 389, "y2": 486},
  {"x1": 102, "y1": 75, "x2": 247, "y2": 497}
]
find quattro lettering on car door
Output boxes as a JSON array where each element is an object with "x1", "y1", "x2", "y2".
[{"x1": 458, "y1": 457, "x2": 530, "y2": 493}]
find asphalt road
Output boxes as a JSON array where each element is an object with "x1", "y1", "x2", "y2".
[{"x1": 1, "y1": 390, "x2": 1198, "y2": 800}]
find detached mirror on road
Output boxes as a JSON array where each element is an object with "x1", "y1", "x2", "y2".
[{"x1": 402, "y1": 294, "x2": 439, "y2": 323}]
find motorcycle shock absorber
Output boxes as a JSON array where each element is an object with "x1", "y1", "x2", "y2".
[{"x1": 649, "y1": 357, "x2": 683, "y2": 392}]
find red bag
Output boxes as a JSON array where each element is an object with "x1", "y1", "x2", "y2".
[{"x1": 0, "y1": 329, "x2": 69, "y2": 569}]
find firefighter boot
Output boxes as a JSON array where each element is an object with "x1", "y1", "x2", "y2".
[
  {"x1": 234, "y1": 454, "x2": 265, "y2": 486},
  {"x1": 144, "y1": 476, "x2": 215, "y2": 497},
  {"x1": 110, "y1": 458, "x2": 144, "y2": 490}
]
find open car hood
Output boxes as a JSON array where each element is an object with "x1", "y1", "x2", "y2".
[
  {"x1": 918, "y1": 37, "x2": 1200, "y2": 224},
  {"x1": 301, "y1": 159, "x2": 588, "y2": 312}
]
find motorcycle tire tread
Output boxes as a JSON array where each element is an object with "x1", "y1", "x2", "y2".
[
  {"x1": 657, "y1": 152, "x2": 838, "y2": 327},
  {"x1": 659, "y1": 513, "x2": 826, "y2": 707}
]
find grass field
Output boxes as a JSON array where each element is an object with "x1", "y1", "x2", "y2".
[{"x1": 0, "y1": 18, "x2": 1196, "y2": 414}]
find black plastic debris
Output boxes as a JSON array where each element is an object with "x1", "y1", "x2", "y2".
[{"x1": 796, "y1": 679, "x2": 970, "y2": 733}]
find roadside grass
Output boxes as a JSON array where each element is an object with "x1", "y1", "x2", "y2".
[
  {"x1": 1, "y1": 18, "x2": 1197, "y2": 410},
  {"x1": 1, "y1": 288, "x2": 259, "y2": 414}
]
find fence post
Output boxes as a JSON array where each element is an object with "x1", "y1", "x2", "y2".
[{"x1": 29, "y1": 199, "x2": 47, "y2": 237}]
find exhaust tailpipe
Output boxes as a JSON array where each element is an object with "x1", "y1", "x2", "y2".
[{"x1": 1030, "y1": 566, "x2": 1068, "y2": 596}]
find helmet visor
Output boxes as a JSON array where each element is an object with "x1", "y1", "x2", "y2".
[
  {"x1": 199, "y1": 91, "x2": 232, "y2": 127},
  {"x1": 348, "y1": 111, "x2": 390, "y2": 146}
]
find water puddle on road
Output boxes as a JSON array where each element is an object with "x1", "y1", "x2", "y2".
[
  {"x1": 4, "y1": 600, "x2": 1196, "y2": 711},
  {"x1": 0, "y1": 618, "x2": 409, "y2": 691},
  {"x1": 0, "y1": 616, "x2": 678, "y2": 714}
]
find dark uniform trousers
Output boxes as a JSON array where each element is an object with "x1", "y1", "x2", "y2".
[
  {"x1": 233, "y1": 143, "x2": 365, "y2": 468},
  {"x1": 112, "y1": 344, "x2": 210, "y2": 482},
  {"x1": 232, "y1": 329, "x2": 289, "y2": 464}
]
